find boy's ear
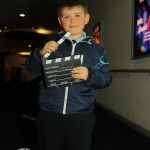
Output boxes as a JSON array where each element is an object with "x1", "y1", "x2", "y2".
[
  {"x1": 58, "y1": 17, "x2": 62, "y2": 26},
  {"x1": 85, "y1": 13, "x2": 90, "y2": 25}
]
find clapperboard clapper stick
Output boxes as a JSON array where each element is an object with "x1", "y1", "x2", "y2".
[
  {"x1": 41, "y1": 31, "x2": 83, "y2": 90},
  {"x1": 42, "y1": 31, "x2": 71, "y2": 60}
]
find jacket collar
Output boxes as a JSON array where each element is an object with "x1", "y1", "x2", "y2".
[{"x1": 67, "y1": 31, "x2": 86, "y2": 42}]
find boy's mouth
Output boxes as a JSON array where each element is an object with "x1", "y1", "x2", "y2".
[{"x1": 69, "y1": 26, "x2": 77, "y2": 28}]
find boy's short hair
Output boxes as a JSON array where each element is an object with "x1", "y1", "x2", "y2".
[{"x1": 57, "y1": 0, "x2": 88, "y2": 17}]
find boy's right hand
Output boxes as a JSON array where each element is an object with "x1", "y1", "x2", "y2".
[{"x1": 40, "y1": 41, "x2": 59, "y2": 55}]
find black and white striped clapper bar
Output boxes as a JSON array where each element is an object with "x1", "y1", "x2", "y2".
[{"x1": 41, "y1": 31, "x2": 83, "y2": 90}]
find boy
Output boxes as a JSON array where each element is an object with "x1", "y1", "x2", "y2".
[{"x1": 25, "y1": 0, "x2": 112, "y2": 150}]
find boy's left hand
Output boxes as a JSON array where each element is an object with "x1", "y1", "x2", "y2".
[{"x1": 71, "y1": 66, "x2": 88, "y2": 81}]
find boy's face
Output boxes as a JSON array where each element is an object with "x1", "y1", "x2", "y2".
[{"x1": 58, "y1": 6, "x2": 90, "y2": 39}]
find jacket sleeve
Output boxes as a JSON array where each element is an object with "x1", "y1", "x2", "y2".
[
  {"x1": 25, "y1": 47, "x2": 43, "y2": 76},
  {"x1": 25, "y1": 34, "x2": 62, "y2": 76},
  {"x1": 84, "y1": 64, "x2": 112, "y2": 89},
  {"x1": 83, "y1": 46, "x2": 112, "y2": 89}
]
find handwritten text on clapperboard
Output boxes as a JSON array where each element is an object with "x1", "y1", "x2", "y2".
[{"x1": 43, "y1": 55, "x2": 83, "y2": 89}]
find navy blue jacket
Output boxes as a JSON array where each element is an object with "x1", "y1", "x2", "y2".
[{"x1": 25, "y1": 32, "x2": 112, "y2": 115}]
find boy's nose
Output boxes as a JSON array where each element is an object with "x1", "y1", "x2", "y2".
[{"x1": 70, "y1": 17, "x2": 75, "y2": 23}]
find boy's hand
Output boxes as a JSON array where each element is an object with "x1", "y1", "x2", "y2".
[
  {"x1": 40, "y1": 41, "x2": 59, "y2": 55},
  {"x1": 71, "y1": 66, "x2": 88, "y2": 81}
]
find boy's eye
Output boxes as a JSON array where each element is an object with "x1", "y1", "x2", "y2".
[
  {"x1": 63, "y1": 16, "x2": 69, "y2": 19},
  {"x1": 76, "y1": 14, "x2": 80, "y2": 17}
]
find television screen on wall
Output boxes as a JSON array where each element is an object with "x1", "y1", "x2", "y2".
[{"x1": 132, "y1": 0, "x2": 150, "y2": 59}]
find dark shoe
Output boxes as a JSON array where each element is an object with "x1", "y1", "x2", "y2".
[{"x1": 22, "y1": 113, "x2": 36, "y2": 121}]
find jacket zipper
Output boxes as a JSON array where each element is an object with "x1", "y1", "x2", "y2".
[
  {"x1": 62, "y1": 42, "x2": 76, "y2": 114},
  {"x1": 63, "y1": 86, "x2": 68, "y2": 114}
]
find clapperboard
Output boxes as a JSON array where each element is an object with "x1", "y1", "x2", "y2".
[
  {"x1": 42, "y1": 55, "x2": 83, "y2": 89},
  {"x1": 42, "y1": 31, "x2": 83, "y2": 89}
]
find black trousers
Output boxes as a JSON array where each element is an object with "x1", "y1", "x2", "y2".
[{"x1": 36, "y1": 110, "x2": 96, "y2": 150}]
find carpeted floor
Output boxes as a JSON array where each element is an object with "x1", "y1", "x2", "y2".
[{"x1": 0, "y1": 81, "x2": 150, "y2": 150}]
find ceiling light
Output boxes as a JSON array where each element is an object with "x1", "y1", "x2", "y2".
[
  {"x1": 35, "y1": 28, "x2": 53, "y2": 34},
  {"x1": 18, "y1": 52, "x2": 31, "y2": 55},
  {"x1": 19, "y1": 13, "x2": 25, "y2": 17},
  {"x1": 28, "y1": 45, "x2": 32, "y2": 47}
]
